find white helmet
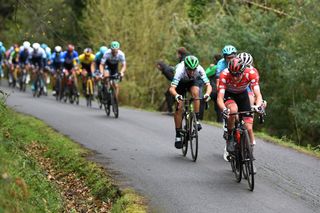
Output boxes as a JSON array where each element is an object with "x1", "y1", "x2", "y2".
[
  {"x1": 54, "y1": 46, "x2": 62, "y2": 52},
  {"x1": 23, "y1": 41, "x2": 31, "y2": 49},
  {"x1": 237, "y1": 52, "x2": 253, "y2": 66},
  {"x1": 32, "y1": 42, "x2": 40, "y2": 50}
]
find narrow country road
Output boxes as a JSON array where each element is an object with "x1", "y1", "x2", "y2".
[{"x1": 2, "y1": 86, "x2": 320, "y2": 213}]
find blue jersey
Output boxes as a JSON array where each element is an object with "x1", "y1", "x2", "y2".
[
  {"x1": 51, "y1": 52, "x2": 63, "y2": 70},
  {"x1": 94, "y1": 51, "x2": 104, "y2": 64},
  {"x1": 215, "y1": 58, "x2": 228, "y2": 79},
  {"x1": 0, "y1": 46, "x2": 6, "y2": 61},
  {"x1": 61, "y1": 51, "x2": 79, "y2": 65},
  {"x1": 19, "y1": 49, "x2": 30, "y2": 64}
]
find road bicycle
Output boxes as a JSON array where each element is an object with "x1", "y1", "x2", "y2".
[
  {"x1": 54, "y1": 68, "x2": 64, "y2": 101},
  {"x1": 32, "y1": 66, "x2": 45, "y2": 97},
  {"x1": 180, "y1": 96, "x2": 203, "y2": 162},
  {"x1": 226, "y1": 110, "x2": 265, "y2": 191},
  {"x1": 18, "y1": 64, "x2": 28, "y2": 92},
  {"x1": 101, "y1": 73, "x2": 121, "y2": 118},
  {"x1": 63, "y1": 72, "x2": 79, "y2": 105}
]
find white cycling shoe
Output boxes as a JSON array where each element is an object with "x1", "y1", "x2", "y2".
[{"x1": 223, "y1": 145, "x2": 229, "y2": 162}]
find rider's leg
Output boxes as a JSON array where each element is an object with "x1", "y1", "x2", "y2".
[
  {"x1": 190, "y1": 86, "x2": 200, "y2": 115},
  {"x1": 174, "y1": 101, "x2": 184, "y2": 148},
  {"x1": 191, "y1": 85, "x2": 203, "y2": 130},
  {"x1": 225, "y1": 100, "x2": 238, "y2": 131},
  {"x1": 114, "y1": 82, "x2": 119, "y2": 101},
  {"x1": 244, "y1": 118, "x2": 255, "y2": 145},
  {"x1": 72, "y1": 70, "x2": 79, "y2": 95}
]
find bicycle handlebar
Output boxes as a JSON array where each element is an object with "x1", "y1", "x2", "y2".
[{"x1": 229, "y1": 110, "x2": 266, "y2": 124}]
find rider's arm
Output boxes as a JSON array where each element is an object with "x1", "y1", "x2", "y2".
[
  {"x1": 99, "y1": 52, "x2": 107, "y2": 74},
  {"x1": 119, "y1": 52, "x2": 126, "y2": 76},
  {"x1": 253, "y1": 85, "x2": 262, "y2": 107},
  {"x1": 198, "y1": 65, "x2": 212, "y2": 96},
  {"x1": 90, "y1": 61, "x2": 95, "y2": 73},
  {"x1": 216, "y1": 72, "x2": 227, "y2": 111},
  {"x1": 204, "y1": 82, "x2": 212, "y2": 97},
  {"x1": 217, "y1": 90, "x2": 226, "y2": 111},
  {"x1": 120, "y1": 62, "x2": 126, "y2": 76},
  {"x1": 169, "y1": 85, "x2": 178, "y2": 97},
  {"x1": 250, "y1": 68, "x2": 262, "y2": 106}
]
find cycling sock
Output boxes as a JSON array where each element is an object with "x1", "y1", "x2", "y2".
[
  {"x1": 195, "y1": 112, "x2": 200, "y2": 121},
  {"x1": 176, "y1": 128, "x2": 182, "y2": 137}
]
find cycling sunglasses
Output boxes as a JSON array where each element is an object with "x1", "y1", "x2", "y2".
[
  {"x1": 230, "y1": 71, "x2": 243, "y2": 77},
  {"x1": 225, "y1": 53, "x2": 236, "y2": 60}
]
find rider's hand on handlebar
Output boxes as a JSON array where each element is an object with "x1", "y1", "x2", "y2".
[
  {"x1": 252, "y1": 105, "x2": 265, "y2": 114},
  {"x1": 203, "y1": 94, "x2": 211, "y2": 102},
  {"x1": 175, "y1": 94, "x2": 183, "y2": 102},
  {"x1": 222, "y1": 108, "x2": 230, "y2": 119}
]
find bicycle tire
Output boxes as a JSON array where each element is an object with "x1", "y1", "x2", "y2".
[
  {"x1": 242, "y1": 129, "x2": 254, "y2": 191},
  {"x1": 230, "y1": 147, "x2": 242, "y2": 183},
  {"x1": 190, "y1": 113, "x2": 198, "y2": 162},
  {"x1": 56, "y1": 78, "x2": 61, "y2": 101},
  {"x1": 111, "y1": 91, "x2": 119, "y2": 118},
  {"x1": 181, "y1": 114, "x2": 188, "y2": 156}
]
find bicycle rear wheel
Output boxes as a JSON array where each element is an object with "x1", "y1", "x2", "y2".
[
  {"x1": 190, "y1": 113, "x2": 198, "y2": 162},
  {"x1": 181, "y1": 114, "x2": 188, "y2": 156},
  {"x1": 242, "y1": 130, "x2": 254, "y2": 191}
]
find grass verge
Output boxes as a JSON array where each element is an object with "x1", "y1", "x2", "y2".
[{"x1": 0, "y1": 96, "x2": 147, "y2": 212}]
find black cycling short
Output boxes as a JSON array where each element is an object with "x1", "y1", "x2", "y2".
[
  {"x1": 176, "y1": 78, "x2": 202, "y2": 96},
  {"x1": 224, "y1": 90, "x2": 252, "y2": 117}
]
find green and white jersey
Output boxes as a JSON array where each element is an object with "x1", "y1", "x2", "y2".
[{"x1": 171, "y1": 61, "x2": 209, "y2": 86}]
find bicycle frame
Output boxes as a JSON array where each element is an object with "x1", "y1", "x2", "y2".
[
  {"x1": 180, "y1": 96, "x2": 202, "y2": 161},
  {"x1": 226, "y1": 110, "x2": 265, "y2": 191}
]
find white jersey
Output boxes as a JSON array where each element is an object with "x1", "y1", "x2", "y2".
[
  {"x1": 100, "y1": 49, "x2": 126, "y2": 65},
  {"x1": 171, "y1": 62, "x2": 209, "y2": 86}
]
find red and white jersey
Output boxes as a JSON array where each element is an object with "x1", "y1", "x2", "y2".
[{"x1": 218, "y1": 67, "x2": 259, "y2": 94}]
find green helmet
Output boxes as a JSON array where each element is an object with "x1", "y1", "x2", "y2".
[
  {"x1": 110, "y1": 41, "x2": 120, "y2": 49},
  {"x1": 184, "y1": 55, "x2": 199, "y2": 70}
]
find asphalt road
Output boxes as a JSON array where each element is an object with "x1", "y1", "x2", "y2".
[{"x1": 2, "y1": 86, "x2": 320, "y2": 213}]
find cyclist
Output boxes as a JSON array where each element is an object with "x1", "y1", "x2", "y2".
[
  {"x1": 61, "y1": 44, "x2": 79, "y2": 96},
  {"x1": 51, "y1": 45, "x2": 63, "y2": 96},
  {"x1": 18, "y1": 41, "x2": 32, "y2": 86},
  {"x1": 0, "y1": 41, "x2": 6, "y2": 78},
  {"x1": 94, "y1": 46, "x2": 108, "y2": 71},
  {"x1": 215, "y1": 45, "x2": 237, "y2": 87},
  {"x1": 217, "y1": 57, "x2": 264, "y2": 163},
  {"x1": 8, "y1": 44, "x2": 20, "y2": 87},
  {"x1": 94, "y1": 46, "x2": 108, "y2": 106},
  {"x1": 78, "y1": 48, "x2": 95, "y2": 96},
  {"x1": 99, "y1": 41, "x2": 126, "y2": 102},
  {"x1": 30, "y1": 43, "x2": 46, "y2": 93},
  {"x1": 169, "y1": 55, "x2": 212, "y2": 149}
]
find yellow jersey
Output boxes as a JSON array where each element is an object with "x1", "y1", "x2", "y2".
[{"x1": 79, "y1": 53, "x2": 95, "y2": 65}]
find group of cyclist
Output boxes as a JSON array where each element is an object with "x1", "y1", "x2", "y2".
[
  {"x1": 0, "y1": 40, "x2": 126, "y2": 105},
  {"x1": 0, "y1": 40, "x2": 266, "y2": 171},
  {"x1": 167, "y1": 45, "x2": 266, "y2": 171}
]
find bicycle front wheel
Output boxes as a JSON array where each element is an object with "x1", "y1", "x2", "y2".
[
  {"x1": 230, "y1": 148, "x2": 242, "y2": 183},
  {"x1": 190, "y1": 113, "x2": 198, "y2": 162},
  {"x1": 242, "y1": 129, "x2": 254, "y2": 191},
  {"x1": 111, "y1": 92, "x2": 119, "y2": 118},
  {"x1": 181, "y1": 114, "x2": 188, "y2": 156}
]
